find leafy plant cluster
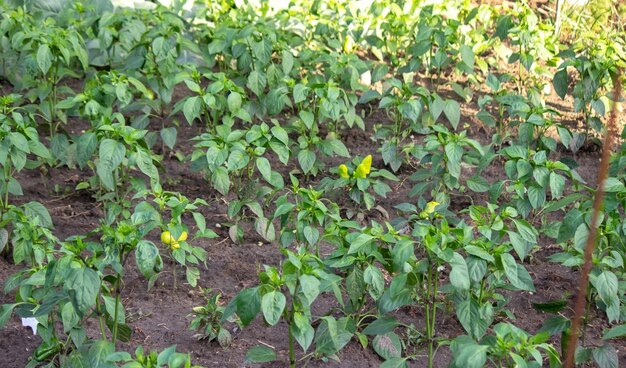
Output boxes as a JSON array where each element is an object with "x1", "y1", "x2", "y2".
[{"x1": 0, "y1": 0, "x2": 624, "y2": 367}]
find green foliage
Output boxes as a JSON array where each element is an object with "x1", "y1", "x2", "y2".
[{"x1": 0, "y1": 0, "x2": 624, "y2": 366}]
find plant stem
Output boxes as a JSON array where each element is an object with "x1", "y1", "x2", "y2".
[{"x1": 96, "y1": 296, "x2": 107, "y2": 340}]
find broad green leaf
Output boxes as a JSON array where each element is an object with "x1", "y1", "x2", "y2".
[
  {"x1": 261, "y1": 291, "x2": 285, "y2": 326},
  {"x1": 590, "y1": 271, "x2": 619, "y2": 322},
  {"x1": 603, "y1": 177, "x2": 625, "y2": 192},
  {"x1": 380, "y1": 358, "x2": 408, "y2": 368},
  {"x1": 160, "y1": 127, "x2": 177, "y2": 150},
  {"x1": 314, "y1": 317, "x2": 353, "y2": 356},
  {"x1": 245, "y1": 345, "x2": 276, "y2": 363},
  {"x1": 372, "y1": 332, "x2": 402, "y2": 360},
  {"x1": 67, "y1": 267, "x2": 100, "y2": 315},
  {"x1": 553, "y1": 68, "x2": 568, "y2": 99},
  {"x1": 592, "y1": 345, "x2": 618, "y2": 368},
  {"x1": 37, "y1": 43, "x2": 52, "y2": 75},
  {"x1": 256, "y1": 157, "x2": 272, "y2": 183},
  {"x1": 363, "y1": 265, "x2": 384, "y2": 300},
  {"x1": 297, "y1": 149, "x2": 316, "y2": 174},
  {"x1": 467, "y1": 175, "x2": 489, "y2": 192},
  {"x1": 87, "y1": 340, "x2": 115, "y2": 368},
  {"x1": 347, "y1": 234, "x2": 374, "y2": 254},
  {"x1": 445, "y1": 142, "x2": 463, "y2": 179},
  {"x1": 444, "y1": 99, "x2": 461, "y2": 130},
  {"x1": 549, "y1": 172, "x2": 565, "y2": 198},
  {"x1": 556, "y1": 209, "x2": 583, "y2": 243},
  {"x1": 223, "y1": 287, "x2": 260, "y2": 327},
  {"x1": 136, "y1": 148, "x2": 159, "y2": 183},
  {"x1": 454, "y1": 342, "x2": 488, "y2": 368},
  {"x1": 0, "y1": 303, "x2": 19, "y2": 329},
  {"x1": 456, "y1": 297, "x2": 491, "y2": 339},
  {"x1": 23, "y1": 201, "x2": 53, "y2": 228},
  {"x1": 211, "y1": 166, "x2": 230, "y2": 195},
  {"x1": 362, "y1": 315, "x2": 399, "y2": 335},
  {"x1": 96, "y1": 139, "x2": 125, "y2": 191},
  {"x1": 538, "y1": 316, "x2": 570, "y2": 335},
  {"x1": 528, "y1": 185, "x2": 546, "y2": 209},
  {"x1": 449, "y1": 252, "x2": 470, "y2": 292},
  {"x1": 76, "y1": 132, "x2": 97, "y2": 169},
  {"x1": 292, "y1": 312, "x2": 314, "y2": 351},
  {"x1": 299, "y1": 275, "x2": 320, "y2": 306},
  {"x1": 227, "y1": 92, "x2": 242, "y2": 113},
  {"x1": 602, "y1": 324, "x2": 626, "y2": 340},
  {"x1": 183, "y1": 96, "x2": 201, "y2": 124}
]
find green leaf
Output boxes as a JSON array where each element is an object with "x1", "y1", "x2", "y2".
[
  {"x1": 590, "y1": 271, "x2": 619, "y2": 321},
  {"x1": 256, "y1": 157, "x2": 272, "y2": 184},
  {"x1": 460, "y1": 44, "x2": 474, "y2": 69},
  {"x1": 160, "y1": 127, "x2": 177, "y2": 150},
  {"x1": 502, "y1": 253, "x2": 535, "y2": 291},
  {"x1": 372, "y1": 332, "x2": 402, "y2": 360},
  {"x1": 227, "y1": 92, "x2": 242, "y2": 113},
  {"x1": 512, "y1": 219, "x2": 538, "y2": 243},
  {"x1": 347, "y1": 234, "x2": 374, "y2": 254},
  {"x1": 282, "y1": 50, "x2": 294, "y2": 75},
  {"x1": 467, "y1": 176, "x2": 489, "y2": 192},
  {"x1": 135, "y1": 240, "x2": 163, "y2": 280},
  {"x1": 454, "y1": 342, "x2": 488, "y2": 368},
  {"x1": 299, "y1": 275, "x2": 320, "y2": 306},
  {"x1": 556, "y1": 209, "x2": 583, "y2": 243},
  {"x1": 0, "y1": 303, "x2": 19, "y2": 329},
  {"x1": 445, "y1": 142, "x2": 463, "y2": 179},
  {"x1": 297, "y1": 149, "x2": 316, "y2": 174},
  {"x1": 528, "y1": 185, "x2": 546, "y2": 209},
  {"x1": 261, "y1": 291, "x2": 286, "y2": 326},
  {"x1": 449, "y1": 252, "x2": 470, "y2": 292},
  {"x1": 211, "y1": 166, "x2": 230, "y2": 195},
  {"x1": 327, "y1": 139, "x2": 350, "y2": 157},
  {"x1": 87, "y1": 340, "x2": 115, "y2": 368},
  {"x1": 444, "y1": 99, "x2": 461, "y2": 130},
  {"x1": 183, "y1": 96, "x2": 201, "y2": 124},
  {"x1": 136, "y1": 148, "x2": 159, "y2": 183},
  {"x1": 314, "y1": 317, "x2": 353, "y2": 356},
  {"x1": 532, "y1": 299, "x2": 568, "y2": 314},
  {"x1": 602, "y1": 324, "x2": 626, "y2": 340},
  {"x1": 76, "y1": 132, "x2": 97, "y2": 169},
  {"x1": 67, "y1": 267, "x2": 100, "y2": 315},
  {"x1": 553, "y1": 68, "x2": 568, "y2": 99},
  {"x1": 292, "y1": 312, "x2": 314, "y2": 351},
  {"x1": 362, "y1": 315, "x2": 399, "y2": 335},
  {"x1": 245, "y1": 345, "x2": 276, "y2": 363},
  {"x1": 223, "y1": 287, "x2": 260, "y2": 327},
  {"x1": 380, "y1": 358, "x2": 408, "y2": 368},
  {"x1": 603, "y1": 177, "x2": 625, "y2": 192},
  {"x1": 23, "y1": 201, "x2": 53, "y2": 228},
  {"x1": 549, "y1": 172, "x2": 565, "y2": 198},
  {"x1": 96, "y1": 139, "x2": 125, "y2": 191},
  {"x1": 456, "y1": 298, "x2": 491, "y2": 339},
  {"x1": 37, "y1": 43, "x2": 52, "y2": 75},
  {"x1": 538, "y1": 315, "x2": 570, "y2": 335},
  {"x1": 186, "y1": 266, "x2": 200, "y2": 288},
  {"x1": 9, "y1": 132, "x2": 30, "y2": 153},
  {"x1": 592, "y1": 345, "x2": 618, "y2": 368}
]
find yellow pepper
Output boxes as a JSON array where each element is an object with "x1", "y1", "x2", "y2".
[
  {"x1": 420, "y1": 201, "x2": 440, "y2": 219},
  {"x1": 161, "y1": 230, "x2": 188, "y2": 246},
  {"x1": 425, "y1": 201, "x2": 440, "y2": 214},
  {"x1": 338, "y1": 164, "x2": 350, "y2": 179},
  {"x1": 361, "y1": 155, "x2": 372, "y2": 175},
  {"x1": 355, "y1": 163, "x2": 368, "y2": 179}
]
